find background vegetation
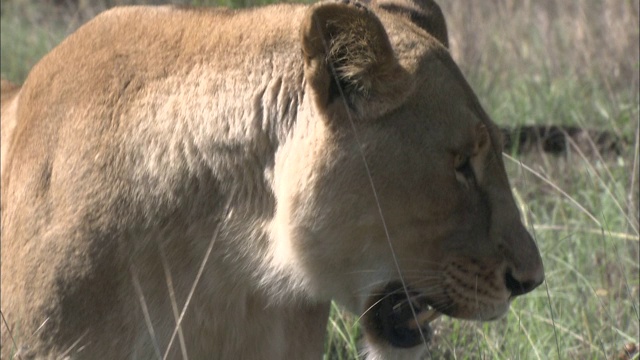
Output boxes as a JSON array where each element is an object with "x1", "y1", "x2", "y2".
[{"x1": 1, "y1": 0, "x2": 638, "y2": 359}]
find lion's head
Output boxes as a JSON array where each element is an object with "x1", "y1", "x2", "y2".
[{"x1": 274, "y1": 0, "x2": 544, "y2": 353}]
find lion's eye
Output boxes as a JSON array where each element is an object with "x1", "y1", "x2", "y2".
[{"x1": 454, "y1": 155, "x2": 475, "y2": 186}]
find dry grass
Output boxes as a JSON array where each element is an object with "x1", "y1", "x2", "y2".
[{"x1": 443, "y1": 0, "x2": 639, "y2": 93}]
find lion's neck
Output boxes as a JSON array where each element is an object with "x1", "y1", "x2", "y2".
[{"x1": 167, "y1": 59, "x2": 315, "y2": 303}]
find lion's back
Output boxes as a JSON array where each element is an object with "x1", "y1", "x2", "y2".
[{"x1": 12, "y1": 4, "x2": 306, "y2": 150}]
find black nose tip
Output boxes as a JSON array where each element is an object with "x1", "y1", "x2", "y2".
[{"x1": 505, "y1": 270, "x2": 542, "y2": 297}]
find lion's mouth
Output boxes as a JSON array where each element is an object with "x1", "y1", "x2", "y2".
[{"x1": 363, "y1": 282, "x2": 442, "y2": 348}]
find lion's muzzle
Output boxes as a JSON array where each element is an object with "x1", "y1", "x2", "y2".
[{"x1": 363, "y1": 282, "x2": 442, "y2": 348}]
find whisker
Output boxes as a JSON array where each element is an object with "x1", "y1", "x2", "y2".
[
  {"x1": 59, "y1": 330, "x2": 89, "y2": 359},
  {"x1": 355, "y1": 295, "x2": 392, "y2": 324},
  {"x1": 407, "y1": 278, "x2": 443, "y2": 288},
  {"x1": 391, "y1": 258, "x2": 446, "y2": 267}
]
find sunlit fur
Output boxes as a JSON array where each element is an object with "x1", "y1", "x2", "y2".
[
  {"x1": 1, "y1": 1, "x2": 543, "y2": 359},
  {"x1": 1, "y1": 79, "x2": 19, "y2": 177}
]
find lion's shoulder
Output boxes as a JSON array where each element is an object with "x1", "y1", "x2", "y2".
[
  {"x1": 1, "y1": 79, "x2": 19, "y2": 102},
  {"x1": 1, "y1": 79, "x2": 21, "y2": 177}
]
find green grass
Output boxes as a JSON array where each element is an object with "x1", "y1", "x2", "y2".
[
  {"x1": 324, "y1": 303, "x2": 362, "y2": 360},
  {"x1": 2, "y1": 0, "x2": 638, "y2": 359},
  {"x1": 0, "y1": 11, "x2": 66, "y2": 83}
]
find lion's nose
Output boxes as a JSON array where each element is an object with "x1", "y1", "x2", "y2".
[
  {"x1": 499, "y1": 223, "x2": 545, "y2": 297},
  {"x1": 504, "y1": 268, "x2": 544, "y2": 297}
]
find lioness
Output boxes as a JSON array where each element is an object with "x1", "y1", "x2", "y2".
[{"x1": 1, "y1": 0, "x2": 544, "y2": 358}]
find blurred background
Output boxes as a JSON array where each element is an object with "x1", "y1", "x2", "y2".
[{"x1": 1, "y1": 1, "x2": 638, "y2": 359}]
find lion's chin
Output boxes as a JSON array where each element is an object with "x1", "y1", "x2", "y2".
[{"x1": 363, "y1": 282, "x2": 442, "y2": 348}]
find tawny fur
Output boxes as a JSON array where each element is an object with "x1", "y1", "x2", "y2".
[
  {"x1": 1, "y1": 79, "x2": 20, "y2": 177},
  {"x1": 1, "y1": 1, "x2": 543, "y2": 359}
]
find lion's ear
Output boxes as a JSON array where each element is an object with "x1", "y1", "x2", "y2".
[
  {"x1": 377, "y1": 0, "x2": 448, "y2": 48},
  {"x1": 301, "y1": 0, "x2": 413, "y2": 121}
]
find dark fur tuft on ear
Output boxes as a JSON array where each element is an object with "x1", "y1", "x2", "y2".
[{"x1": 301, "y1": 0, "x2": 413, "y2": 121}]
